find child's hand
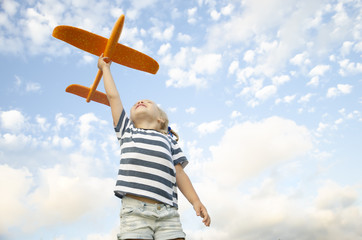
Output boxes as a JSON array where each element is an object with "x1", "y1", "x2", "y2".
[
  {"x1": 98, "y1": 53, "x2": 112, "y2": 71},
  {"x1": 193, "y1": 200, "x2": 211, "y2": 227}
]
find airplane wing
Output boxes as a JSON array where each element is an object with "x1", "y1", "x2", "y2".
[
  {"x1": 66, "y1": 84, "x2": 110, "y2": 106},
  {"x1": 52, "y1": 26, "x2": 159, "y2": 74}
]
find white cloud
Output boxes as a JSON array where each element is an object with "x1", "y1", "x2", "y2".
[
  {"x1": 34, "y1": 164, "x2": 111, "y2": 208},
  {"x1": 247, "y1": 99, "x2": 260, "y2": 108},
  {"x1": 177, "y1": 33, "x2": 192, "y2": 43},
  {"x1": 51, "y1": 135, "x2": 73, "y2": 148},
  {"x1": 354, "y1": 41, "x2": 362, "y2": 52},
  {"x1": 187, "y1": 7, "x2": 197, "y2": 24},
  {"x1": 317, "y1": 122, "x2": 329, "y2": 133},
  {"x1": 0, "y1": 109, "x2": 118, "y2": 237},
  {"x1": 185, "y1": 141, "x2": 204, "y2": 171},
  {"x1": 36, "y1": 115, "x2": 49, "y2": 131},
  {"x1": 26, "y1": 82, "x2": 41, "y2": 92},
  {"x1": 309, "y1": 64, "x2": 330, "y2": 77},
  {"x1": 206, "y1": 0, "x2": 334, "y2": 77},
  {"x1": 150, "y1": 24, "x2": 174, "y2": 41},
  {"x1": 131, "y1": 0, "x2": 158, "y2": 10},
  {"x1": 326, "y1": 84, "x2": 352, "y2": 98},
  {"x1": 230, "y1": 111, "x2": 241, "y2": 119},
  {"x1": 170, "y1": 47, "x2": 189, "y2": 68},
  {"x1": 208, "y1": 117, "x2": 313, "y2": 186},
  {"x1": 272, "y1": 74, "x2": 290, "y2": 86},
  {"x1": 335, "y1": 118, "x2": 343, "y2": 125},
  {"x1": 126, "y1": 0, "x2": 158, "y2": 19},
  {"x1": 197, "y1": 120, "x2": 223, "y2": 135},
  {"x1": 157, "y1": 43, "x2": 171, "y2": 55},
  {"x1": 81, "y1": 54, "x2": 94, "y2": 64},
  {"x1": 168, "y1": 107, "x2": 177, "y2": 113},
  {"x1": 243, "y1": 50, "x2": 255, "y2": 63},
  {"x1": 2, "y1": 0, "x2": 19, "y2": 16},
  {"x1": 210, "y1": 10, "x2": 221, "y2": 21},
  {"x1": 192, "y1": 53, "x2": 222, "y2": 75},
  {"x1": 0, "y1": 110, "x2": 25, "y2": 132},
  {"x1": 284, "y1": 95, "x2": 296, "y2": 103},
  {"x1": 161, "y1": 46, "x2": 193, "y2": 70},
  {"x1": 236, "y1": 67, "x2": 255, "y2": 84},
  {"x1": 290, "y1": 51, "x2": 310, "y2": 66},
  {"x1": 164, "y1": 49, "x2": 221, "y2": 88},
  {"x1": 188, "y1": 178, "x2": 362, "y2": 240},
  {"x1": 11, "y1": 75, "x2": 41, "y2": 93},
  {"x1": 255, "y1": 85, "x2": 277, "y2": 101},
  {"x1": 0, "y1": 164, "x2": 32, "y2": 233},
  {"x1": 78, "y1": 113, "x2": 106, "y2": 139},
  {"x1": 344, "y1": 110, "x2": 361, "y2": 121},
  {"x1": 307, "y1": 76, "x2": 319, "y2": 87},
  {"x1": 21, "y1": 163, "x2": 114, "y2": 232},
  {"x1": 338, "y1": 59, "x2": 362, "y2": 76},
  {"x1": 185, "y1": 107, "x2": 196, "y2": 114},
  {"x1": 166, "y1": 68, "x2": 206, "y2": 88},
  {"x1": 298, "y1": 93, "x2": 313, "y2": 103},
  {"x1": 316, "y1": 180, "x2": 357, "y2": 209},
  {"x1": 221, "y1": 4, "x2": 234, "y2": 16},
  {"x1": 110, "y1": 7, "x2": 124, "y2": 19},
  {"x1": 23, "y1": 8, "x2": 53, "y2": 46},
  {"x1": 276, "y1": 95, "x2": 296, "y2": 104},
  {"x1": 340, "y1": 41, "x2": 354, "y2": 56},
  {"x1": 337, "y1": 84, "x2": 353, "y2": 94},
  {"x1": 228, "y1": 60, "x2": 239, "y2": 75},
  {"x1": 14, "y1": 75, "x2": 22, "y2": 87},
  {"x1": 0, "y1": 133, "x2": 37, "y2": 152}
]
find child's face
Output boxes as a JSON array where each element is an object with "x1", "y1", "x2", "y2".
[{"x1": 130, "y1": 100, "x2": 163, "y2": 126}]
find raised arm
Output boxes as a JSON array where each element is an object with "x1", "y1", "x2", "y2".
[
  {"x1": 175, "y1": 164, "x2": 211, "y2": 226},
  {"x1": 98, "y1": 54, "x2": 124, "y2": 126}
]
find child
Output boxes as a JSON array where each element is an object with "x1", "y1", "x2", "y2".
[{"x1": 98, "y1": 54, "x2": 210, "y2": 240}]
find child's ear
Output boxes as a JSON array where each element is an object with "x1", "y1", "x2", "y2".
[{"x1": 158, "y1": 117, "x2": 166, "y2": 124}]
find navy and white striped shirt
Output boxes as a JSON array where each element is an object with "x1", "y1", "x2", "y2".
[{"x1": 114, "y1": 109, "x2": 188, "y2": 207}]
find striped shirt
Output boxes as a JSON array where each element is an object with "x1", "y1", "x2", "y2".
[{"x1": 114, "y1": 109, "x2": 188, "y2": 207}]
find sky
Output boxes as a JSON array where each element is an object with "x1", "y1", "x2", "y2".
[{"x1": 0, "y1": 0, "x2": 361, "y2": 239}]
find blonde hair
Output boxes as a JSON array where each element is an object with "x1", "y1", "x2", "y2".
[{"x1": 157, "y1": 106, "x2": 179, "y2": 141}]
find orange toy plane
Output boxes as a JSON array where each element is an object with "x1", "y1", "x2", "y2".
[{"x1": 52, "y1": 14, "x2": 159, "y2": 106}]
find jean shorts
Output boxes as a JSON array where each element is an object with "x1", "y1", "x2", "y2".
[{"x1": 117, "y1": 196, "x2": 186, "y2": 240}]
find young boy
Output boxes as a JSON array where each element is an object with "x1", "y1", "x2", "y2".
[{"x1": 98, "y1": 54, "x2": 210, "y2": 240}]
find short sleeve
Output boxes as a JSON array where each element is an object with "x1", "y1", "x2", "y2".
[
  {"x1": 114, "y1": 109, "x2": 131, "y2": 139},
  {"x1": 171, "y1": 140, "x2": 188, "y2": 168}
]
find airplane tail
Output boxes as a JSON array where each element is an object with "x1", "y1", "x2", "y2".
[{"x1": 66, "y1": 84, "x2": 110, "y2": 106}]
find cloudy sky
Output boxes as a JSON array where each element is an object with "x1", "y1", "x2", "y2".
[{"x1": 1, "y1": 0, "x2": 362, "y2": 239}]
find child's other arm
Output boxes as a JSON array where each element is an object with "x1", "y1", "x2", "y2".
[
  {"x1": 98, "y1": 54, "x2": 124, "y2": 126},
  {"x1": 175, "y1": 164, "x2": 211, "y2": 226}
]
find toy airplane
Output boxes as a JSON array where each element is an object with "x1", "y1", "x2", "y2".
[{"x1": 52, "y1": 14, "x2": 159, "y2": 106}]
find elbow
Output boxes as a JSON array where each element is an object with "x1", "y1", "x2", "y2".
[{"x1": 106, "y1": 92, "x2": 120, "y2": 101}]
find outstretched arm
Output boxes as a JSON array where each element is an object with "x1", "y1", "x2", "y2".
[
  {"x1": 98, "y1": 54, "x2": 123, "y2": 126},
  {"x1": 175, "y1": 164, "x2": 211, "y2": 227}
]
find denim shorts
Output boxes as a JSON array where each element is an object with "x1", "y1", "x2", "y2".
[{"x1": 117, "y1": 196, "x2": 186, "y2": 240}]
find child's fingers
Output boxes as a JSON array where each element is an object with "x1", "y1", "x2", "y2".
[
  {"x1": 201, "y1": 208, "x2": 210, "y2": 226},
  {"x1": 194, "y1": 202, "x2": 210, "y2": 226},
  {"x1": 195, "y1": 208, "x2": 200, "y2": 216},
  {"x1": 104, "y1": 57, "x2": 111, "y2": 64}
]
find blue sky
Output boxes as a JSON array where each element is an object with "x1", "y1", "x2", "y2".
[{"x1": 0, "y1": 0, "x2": 361, "y2": 239}]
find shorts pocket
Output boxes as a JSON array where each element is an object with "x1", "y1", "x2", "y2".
[{"x1": 120, "y1": 206, "x2": 135, "y2": 217}]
